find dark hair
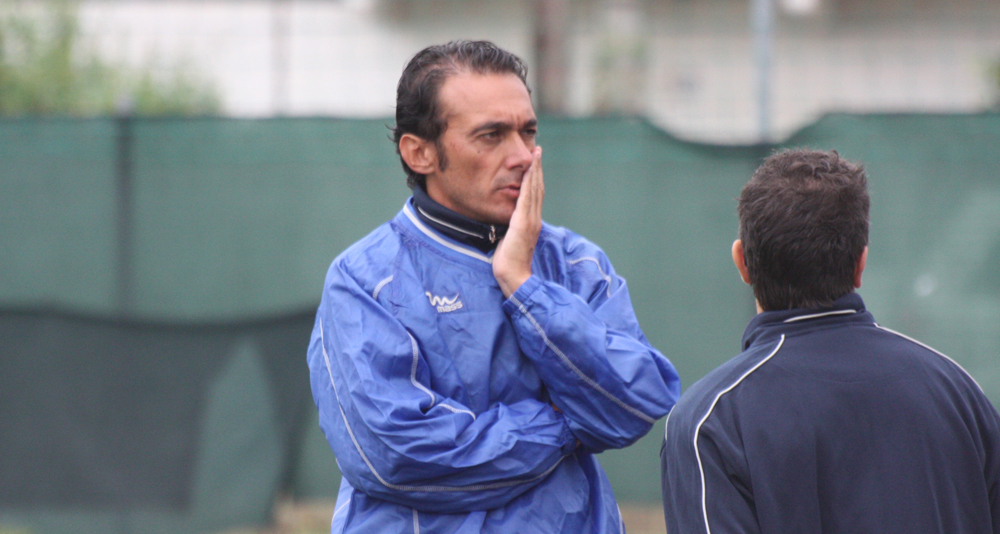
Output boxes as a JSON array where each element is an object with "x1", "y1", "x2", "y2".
[
  {"x1": 393, "y1": 40, "x2": 530, "y2": 189},
  {"x1": 737, "y1": 149, "x2": 870, "y2": 310}
]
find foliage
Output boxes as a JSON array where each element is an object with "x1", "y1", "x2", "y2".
[{"x1": 0, "y1": 0, "x2": 220, "y2": 117}]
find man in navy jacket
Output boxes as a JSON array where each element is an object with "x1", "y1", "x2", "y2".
[
  {"x1": 661, "y1": 149, "x2": 1000, "y2": 533},
  {"x1": 308, "y1": 41, "x2": 680, "y2": 534}
]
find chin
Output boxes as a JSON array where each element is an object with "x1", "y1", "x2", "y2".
[
  {"x1": 493, "y1": 210, "x2": 515, "y2": 226},
  {"x1": 480, "y1": 215, "x2": 512, "y2": 226},
  {"x1": 477, "y1": 206, "x2": 515, "y2": 226}
]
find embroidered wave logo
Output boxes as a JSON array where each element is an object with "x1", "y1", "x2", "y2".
[{"x1": 425, "y1": 292, "x2": 464, "y2": 313}]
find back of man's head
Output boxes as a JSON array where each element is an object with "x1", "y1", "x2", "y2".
[
  {"x1": 738, "y1": 149, "x2": 870, "y2": 310},
  {"x1": 393, "y1": 40, "x2": 530, "y2": 190}
]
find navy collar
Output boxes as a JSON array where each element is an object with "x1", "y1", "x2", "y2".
[
  {"x1": 741, "y1": 292, "x2": 869, "y2": 350},
  {"x1": 410, "y1": 186, "x2": 508, "y2": 253}
]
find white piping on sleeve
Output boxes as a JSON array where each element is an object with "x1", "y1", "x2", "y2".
[
  {"x1": 509, "y1": 295, "x2": 657, "y2": 424},
  {"x1": 331, "y1": 497, "x2": 351, "y2": 526},
  {"x1": 568, "y1": 256, "x2": 613, "y2": 298},
  {"x1": 693, "y1": 335, "x2": 785, "y2": 534},
  {"x1": 438, "y1": 402, "x2": 477, "y2": 420},
  {"x1": 407, "y1": 333, "x2": 474, "y2": 420},
  {"x1": 783, "y1": 309, "x2": 857, "y2": 323},
  {"x1": 372, "y1": 276, "x2": 393, "y2": 300},
  {"x1": 875, "y1": 324, "x2": 985, "y2": 393},
  {"x1": 663, "y1": 408, "x2": 673, "y2": 441},
  {"x1": 407, "y1": 333, "x2": 437, "y2": 408},
  {"x1": 412, "y1": 508, "x2": 420, "y2": 534},
  {"x1": 403, "y1": 204, "x2": 492, "y2": 264},
  {"x1": 319, "y1": 322, "x2": 566, "y2": 492}
]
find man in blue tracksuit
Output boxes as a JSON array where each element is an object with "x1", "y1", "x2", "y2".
[
  {"x1": 660, "y1": 149, "x2": 1000, "y2": 533},
  {"x1": 307, "y1": 41, "x2": 681, "y2": 534}
]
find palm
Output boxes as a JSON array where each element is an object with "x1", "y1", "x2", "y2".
[{"x1": 493, "y1": 147, "x2": 544, "y2": 297}]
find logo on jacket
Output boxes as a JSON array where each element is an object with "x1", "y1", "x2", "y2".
[{"x1": 425, "y1": 292, "x2": 463, "y2": 313}]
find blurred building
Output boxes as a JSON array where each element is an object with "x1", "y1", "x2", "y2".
[{"x1": 78, "y1": 0, "x2": 1000, "y2": 143}]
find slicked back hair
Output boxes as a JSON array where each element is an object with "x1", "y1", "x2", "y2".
[
  {"x1": 738, "y1": 149, "x2": 870, "y2": 310},
  {"x1": 393, "y1": 40, "x2": 530, "y2": 190}
]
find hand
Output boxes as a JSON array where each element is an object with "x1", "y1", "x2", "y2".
[{"x1": 494, "y1": 146, "x2": 544, "y2": 298}]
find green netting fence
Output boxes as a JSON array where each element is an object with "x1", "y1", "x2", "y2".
[{"x1": 1, "y1": 114, "x2": 998, "y2": 533}]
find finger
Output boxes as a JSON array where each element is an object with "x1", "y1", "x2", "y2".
[
  {"x1": 512, "y1": 157, "x2": 538, "y2": 225},
  {"x1": 521, "y1": 150, "x2": 540, "y2": 209},
  {"x1": 508, "y1": 147, "x2": 544, "y2": 233},
  {"x1": 510, "y1": 174, "x2": 531, "y2": 228},
  {"x1": 529, "y1": 146, "x2": 543, "y2": 218}
]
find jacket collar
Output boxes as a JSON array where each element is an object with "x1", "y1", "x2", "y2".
[
  {"x1": 411, "y1": 185, "x2": 508, "y2": 253},
  {"x1": 741, "y1": 292, "x2": 869, "y2": 350}
]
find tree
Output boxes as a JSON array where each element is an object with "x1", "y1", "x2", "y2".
[{"x1": 0, "y1": 0, "x2": 220, "y2": 116}]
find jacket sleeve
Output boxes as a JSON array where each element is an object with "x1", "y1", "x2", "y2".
[
  {"x1": 661, "y1": 407, "x2": 760, "y2": 534},
  {"x1": 307, "y1": 260, "x2": 578, "y2": 514},
  {"x1": 975, "y1": 389, "x2": 1000, "y2": 534},
  {"x1": 501, "y1": 252, "x2": 681, "y2": 453}
]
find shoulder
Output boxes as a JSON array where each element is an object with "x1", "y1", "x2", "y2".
[
  {"x1": 534, "y1": 222, "x2": 619, "y2": 296},
  {"x1": 536, "y1": 222, "x2": 615, "y2": 275},
  {"x1": 870, "y1": 324, "x2": 990, "y2": 400},
  {"x1": 537, "y1": 222, "x2": 609, "y2": 261},
  {"x1": 326, "y1": 221, "x2": 403, "y2": 294},
  {"x1": 668, "y1": 341, "x2": 785, "y2": 439}
]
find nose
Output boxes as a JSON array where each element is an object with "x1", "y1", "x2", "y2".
[{"x1": 506, "y1": 134, "x2": 534, "y2": 172}]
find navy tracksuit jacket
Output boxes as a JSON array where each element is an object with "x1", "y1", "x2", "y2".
[{"x1": 661, "y1": 292, "x2": 1000, "y2": 534}]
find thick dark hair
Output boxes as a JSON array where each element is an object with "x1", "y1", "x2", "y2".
[
  {"x1": 393, "y1": 40, "x2": 530, "y2": 189},
  {"x1": 738, "y1": 149, "x2": 870, "y2": 310}
]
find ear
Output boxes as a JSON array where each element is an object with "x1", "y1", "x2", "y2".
[
  {"x1": 398, "y1": 133, "x2": 438, "y2": 176},
  {"x1": 732, "y1": 239, "x2": 752, "y2": 285},
  {"x1": 854, "y1": 246, "x2": 868, "y2": 289}
]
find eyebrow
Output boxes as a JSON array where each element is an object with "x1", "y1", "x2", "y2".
[{"x1": 470, "y1": 118, "x2": 538, "y2": 136}]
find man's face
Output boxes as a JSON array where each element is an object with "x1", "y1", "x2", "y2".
[{"x1": 424, "y1": 72, "x2": 537, "y2": 226}]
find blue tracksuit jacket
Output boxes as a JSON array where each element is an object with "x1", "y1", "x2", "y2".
[
  {"x1": 308, "y1": 199, "x2": 681, "y2": 533},
  {"x1": 661, "y1": 292, "x2": 1000, "y2": 534}
]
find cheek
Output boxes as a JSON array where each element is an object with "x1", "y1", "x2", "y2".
[
  {"x1": 464, "y1": 151, "x2": 491, "y2": 174},
  {"x1": 444, "y1": 142, "x2": 494, "y2": 181},
  {"x1": 448, "y1": 142, "x2": 484, "y2": 166}
]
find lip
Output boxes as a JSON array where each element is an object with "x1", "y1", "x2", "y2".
[{"x1": 498, "y1": 184, "x2": 521, "y2": 198}]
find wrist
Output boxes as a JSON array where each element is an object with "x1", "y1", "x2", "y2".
[{"x1": 496, "y1": 270, "x2": 531, "y2": 298}]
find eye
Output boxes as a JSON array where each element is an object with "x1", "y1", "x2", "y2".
[{"x1": 478, "y1": 131, "x2": 504, "y2": 144}]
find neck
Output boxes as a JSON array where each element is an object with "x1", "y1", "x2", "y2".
[{"x1": 411, "y1": 186, "x2": 508, "y2": 252}]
